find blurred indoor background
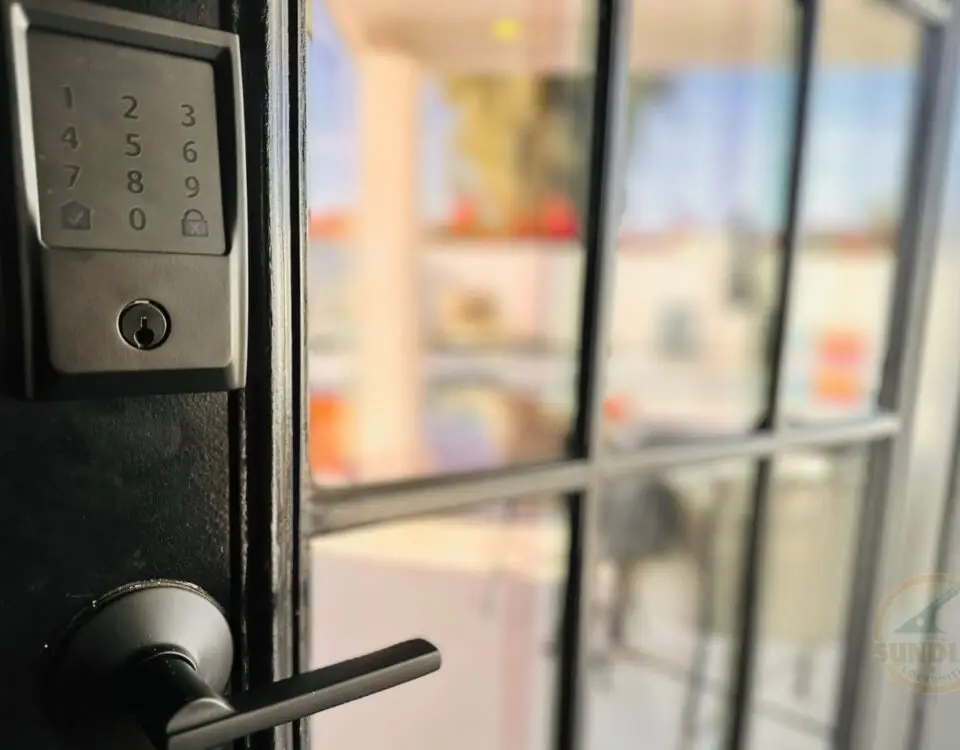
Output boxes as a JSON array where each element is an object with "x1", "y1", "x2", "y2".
[{"x1": 302, "y1": 0, "x2": 950, "y2": 748}]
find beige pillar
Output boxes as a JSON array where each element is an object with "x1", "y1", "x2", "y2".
[{"x1": 353, "y1": 48, "x2": 425, "y2": 481}]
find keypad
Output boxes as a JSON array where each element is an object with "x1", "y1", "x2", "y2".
[{"x1": 27, "y1": 30, "x2": 227, "y2": 255}]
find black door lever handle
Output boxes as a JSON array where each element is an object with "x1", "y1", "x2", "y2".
[
  {"x1": 50, "y1": 580, "x2": 442, "y2": 750},
  {"x1": 135, "y1": 638, "x2": 439, "y2": 750}
]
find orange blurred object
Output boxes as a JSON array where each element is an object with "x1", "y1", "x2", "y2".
[
  {"x1": 509, "y1": 210, "x2": 541, "y2": 237},
  {"x1": 450, "y1": 196, "x2": 479, "y2": 233},
  {"x1": 814, "y1": 369, "x2": 862, "y2": 404},
  {"x1": 308, "y1": 210, "x2": 350, "y2": 241},
  {"x1": 604, "y1": 395, "x2": 632, "y2": 423},
  {"x1": 820, "y1": 328, "x2": 867, "y2": 365},
  {"x1": 540, "y1": 194, "x2": 579, "y2": 238},
  {"x1": 309, "y1": 393, "x2": 352, "y2": 475}
]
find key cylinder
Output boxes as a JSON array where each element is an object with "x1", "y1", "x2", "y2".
[{"x1": 118, "y1": 300, "x2": 170, "y2": 350}]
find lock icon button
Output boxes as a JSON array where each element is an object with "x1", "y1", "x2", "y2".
[{"x1": 181, "y1": 209, "x2": 209, "y2": 238}]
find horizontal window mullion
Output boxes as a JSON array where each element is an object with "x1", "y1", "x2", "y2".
[
  {"x1": 882, "y1": 0, "x2": 951, "y2": 25},
  {"x1": 307, "y1": 460, "x2": 590, "y2": 534},
  {"x1": 600, "y1": 413, "x2": 900, "y2": 478},
  {"x1": 305, "y1": 413, "x2": 899, "y2": 534}
]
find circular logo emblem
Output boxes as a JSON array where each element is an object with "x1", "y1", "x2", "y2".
[{"x1": 874, "y1": 573, "x2": 960, "y2": 693}]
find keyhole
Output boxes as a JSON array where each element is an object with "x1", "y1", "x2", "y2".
[
  {"x1": 119, "y1": 301, "x2": 169, "y2": 351},
  {"x1": 134, "y1": 315, "x2": 155, "y2": 349}
]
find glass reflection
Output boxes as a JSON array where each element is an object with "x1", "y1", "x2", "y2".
[
  {"x1": 306, "y1": 0, "x2": 596, "y2": 484},
  {"x1": 585, "y1": 448, "x2": 868, "y2": 750},
  {"x1": 309, "y1": 497, "x2": 568, "y2": 750},
  {"x1": 603, "y1": 3, "x2": 796, "y2": 442},
  {"x1": 744, "y1": 446, "x2": 869, "y2": 750},
  {"x1": 781, "y1": 4, "x2": 919, "y2": 423},
  {"x1": 585, "y1": 460, "x2": 755, "y2": 750}
]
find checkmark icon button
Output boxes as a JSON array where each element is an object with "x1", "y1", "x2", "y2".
[{"x1": 60, "y1": 199, "x2": 92, "y2": 231}]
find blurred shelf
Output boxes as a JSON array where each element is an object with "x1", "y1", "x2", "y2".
[
  {"x1": 307, "y1": 346, "x2": 878, "y2": 431},
  {"x1": 308, "y1": 237, "x2": 583, "y2": 254},
  {"x1": 424, "y1": 236, "x2": 581, "y2": 252},
  {"x1": 308, "y1": 347, "x2": 571, "y2": 389},
  {"x1": 308, "y1": 346, "x2": 764, "y2": 395}
]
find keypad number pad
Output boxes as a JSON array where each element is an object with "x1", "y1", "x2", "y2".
[{"x1": 27, "y1": 30, "x2": 226, "y2": 255}]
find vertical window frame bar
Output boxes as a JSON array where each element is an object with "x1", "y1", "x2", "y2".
[
  {"x1": 292, "y1": 2, "x2": 310, "y2": 749},
  {"x1": 724, "y1": 0, "x2": 821, "y2": 747},
  {"x1": 837, "y1": 9, "x2": 960, "y2": 750},
  {"x1": 911, "y1": 365, "x2": 960, "y2": 748},
  {"x1": 555, "y1": 1, "x2": 634, "y2": 749}
]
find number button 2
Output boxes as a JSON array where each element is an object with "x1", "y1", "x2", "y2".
[{"x1": 122, "y1": 94, "x2": 139, "y2": 119}]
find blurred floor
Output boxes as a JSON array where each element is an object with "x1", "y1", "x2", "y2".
[{"x1": 309, "y1": 520, "x2": 839, "y2": 750}]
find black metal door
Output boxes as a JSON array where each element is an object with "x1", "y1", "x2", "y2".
[{"x1": 0, "y1": 1, "x2": 305, "y2": 749}]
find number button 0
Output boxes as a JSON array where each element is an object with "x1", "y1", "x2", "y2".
[{"x1": 129, "y1": 207, "x2": 146, "y2": 231}]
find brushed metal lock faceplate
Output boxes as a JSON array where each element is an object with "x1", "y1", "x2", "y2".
[
  {"x1": 4, "y1": 0, "x2": 247, "y2": 399},
  {"x1": 29, "y1": 30, "x2": 227, "y2": 255}
]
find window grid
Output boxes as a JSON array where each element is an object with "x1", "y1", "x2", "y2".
[{"x1": 300, "y1": 1, "x2": 959, "y2": 750}]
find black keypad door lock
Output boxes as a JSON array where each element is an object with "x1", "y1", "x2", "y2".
[
  {"x1": 50, "y1": 581, "x2": 442, "y2": 750},
  {"x1": 3, "y1": 0, "x2": 248, "y2": 399}
]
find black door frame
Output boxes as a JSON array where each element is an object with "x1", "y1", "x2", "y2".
[{"x1": 0, "y1": 2, "x2": 306, "y2": 749}]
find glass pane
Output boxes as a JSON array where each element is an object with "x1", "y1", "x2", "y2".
[
  {"x1": 745, "y1": 445, "x2": 871, "y2": 750},
  {"x1": 584, "y1": 459, "x2": 758, "y2": 750},
  {"x1": 306, "y1": 0, "x2": 597, "y2": 484},
  {"x1": 780, "y1": 3, "x2": 920, "y2": 423},
  {"x1": 603, "y1": 1, "x2": 797, "y2": 444},
  {"x1": 309, "y1": 496, "x2": 569, "y2": 750}
]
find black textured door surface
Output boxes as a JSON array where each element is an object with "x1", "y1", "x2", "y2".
[
  {"x1": 0, "y1": 1, "x2": 302, "y2": 748},
  {"x1": 0, "y1": 395, "x2": 231, "y2": 748}
]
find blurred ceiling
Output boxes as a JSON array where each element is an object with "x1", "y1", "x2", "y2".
[{"x1": 324, "y1": 0, "x2": 919, "y2": 73}]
